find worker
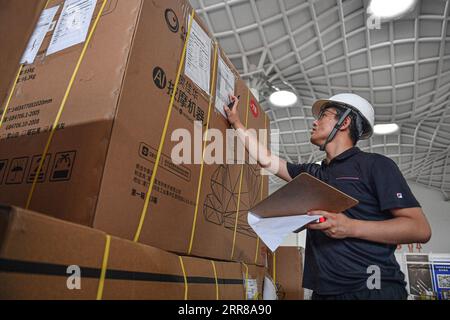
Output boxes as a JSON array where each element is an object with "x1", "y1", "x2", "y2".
[{"x1": 224, "y1": 93, "x2": 431, "y2": 300}]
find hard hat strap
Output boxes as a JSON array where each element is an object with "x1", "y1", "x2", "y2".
[{"x1": 320, "y1": 108, "x2": 352, "y2": 151}]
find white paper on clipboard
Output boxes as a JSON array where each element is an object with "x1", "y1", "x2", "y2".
[
  {"x1": 215, "y1": 56, "x2": 235, "y2": 118},
  {"x1": 46, "y1": 0, "x2": 97, "y2": 56},
  {"x1": 185, "y1": 16, "x2": 211, "y2": 95},
  {"x1": 247, "y1": 173, "x2": 358, "y2": 252},
  {"x1": 248, "y1": 212, "x2": 321, "y2": 252}
]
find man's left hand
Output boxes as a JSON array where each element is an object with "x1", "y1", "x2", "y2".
[{"x1": 306, "y1": 211, "x2": 355, "y2": 239}]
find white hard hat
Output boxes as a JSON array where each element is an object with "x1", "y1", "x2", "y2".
[{"x1": 312, "y1": 93, "x2": 375, "y2": 140}]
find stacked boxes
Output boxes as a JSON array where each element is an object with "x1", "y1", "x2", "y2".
[
  {"x1": 267, "y1": 247, "x2": 305, "y2": 300},
  {"x1": 0, "y1": 0, "x2": 270, "y2": 299},
  {"x1": 0, "y1": 205, "x2": 265, "y2": 300},
  {"x1": 0, "y1": 0, "x2": 269, "y2": 263}
]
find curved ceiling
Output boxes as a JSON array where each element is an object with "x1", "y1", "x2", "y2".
[{"x1": 191, "y1": 0, "x2": 450, "y2": 199}]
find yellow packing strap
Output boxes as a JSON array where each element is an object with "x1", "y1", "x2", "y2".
[
  {"x1": 187, "y1": 42, "x2": 219, "y2": 254},
  {"x1": 272, "y1": 251, "x2": 276, "y2": 284},
  {"x1": 26, "y1": 0, "x2": 109, "y2": 209},
  {"x1": 254, "y1": 114, "x2": 268, "y2": 264},
  {"x1": 97, "y1": 234, "x2": 111, "y2": 300},
  {"x1": 44, "y1": 0, "x2": 51, "y2": 8},
  {"x1": 133, "y1": 9, "x2": 196, "y2": 242},
  {"x1": 179, "y1": 256, "x2": 189, "y2": 300},
  {"x1": 210, "y1": 260, "x2": 220, "y2": 300},
  {"x1": 254, "y1": 236, "x2": 260, "y2": 265},
  {"x1": 242, "y1": 262, "x2": 249, "y2": 300},
  {"x1": 230, "y1": 89, "x2": 250, "y2": 260},
  {"x1": 0, "y1": 0, "x2": 52, "y2": 129}
]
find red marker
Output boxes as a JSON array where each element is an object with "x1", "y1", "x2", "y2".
[{"x1": 318, "y1": 217, "x2": 327, "y2": 223}]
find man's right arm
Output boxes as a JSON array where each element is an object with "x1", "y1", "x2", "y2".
[{"x1": 224, "y1": 96, "x2": 292, "y2": 182}]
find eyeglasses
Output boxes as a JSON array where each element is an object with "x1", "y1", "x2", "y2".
[{"x1": 317, "y1": 108, "x2": 339, "y2": 120}]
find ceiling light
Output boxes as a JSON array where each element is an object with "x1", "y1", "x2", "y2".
[
  {"x1": 368, "y1": 0, "x2": 417, "y2": 20},
  {"x1": 374, "y1": 123, "x2": 400, "y2": 135},
  {"x1": 269, "y1": 90, "x2": 298, "y2": 107}
]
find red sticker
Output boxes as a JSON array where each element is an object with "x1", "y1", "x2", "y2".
[{"x1": 250, "y1": 100, "x2": 259, "y2": 118}]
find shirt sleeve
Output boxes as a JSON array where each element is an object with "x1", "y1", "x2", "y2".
[
  {"x1": 371, "y1": 155, "x2": 421, "y2": 211},
  {"x1": 287, "y1": 162, "x2": 321, "y2": 179}
]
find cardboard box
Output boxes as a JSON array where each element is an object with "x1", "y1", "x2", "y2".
[
  {"x1": 244, "y1": 264, "x2": 266, "y2": 300},
  {"x1": 0, "y1": 0, "x2": 47, "y2": 106},
  {"x1": 0, "y1": 0, "x2": 268, "y2": 265},
  {"x1": 0, "y1": 204, "x2": 265, "y2": 300},
  {"x1": 267, "y1": 247, "x2": 304, "y2": 300}
]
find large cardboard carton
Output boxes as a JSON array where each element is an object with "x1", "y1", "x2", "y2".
[
  {"x1": 267, "y1": 247, "x2": 304, "y2": 300},
  {"x1": 190, "y1": 77, "x2": 269, "y2": 264},
  {"x1": 0, "y1": 0, "x2": 48, "y2": 105},
  {"x1": 0, "y1": 0, "x2": 268, "y2": 264},
  {"x1": 244, "y1": 263, "x2": 266, "y2": 300},
  {"x1": 0, "y1": 205, "x2": 265, "y2": 300}
]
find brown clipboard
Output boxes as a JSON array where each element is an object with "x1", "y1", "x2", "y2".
[{"x1": 249, "y1": 173, "x2": 359, "y2": 218}]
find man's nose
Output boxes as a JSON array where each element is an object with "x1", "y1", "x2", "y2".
[{"x1": 313, "y1": 119, "x2": 319, "y2": 126}]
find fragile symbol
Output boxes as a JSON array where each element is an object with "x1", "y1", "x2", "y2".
[
  {"x1": 0, "y1": 159, "x2": 8, "y2": 185},
  {"x1": 50, "y1": 151, "x2": 76, "y2": 182},
  {"x1": 27, "y1": 154, "x2": 51, "y2": 183},
  {"x1": 165, "y1": 8, "x2": 179, "y2": 33},
  {"x1": 153, "y1": 67, "x2": 167, "y2": 90},
  {"x1": 6, "y1": 157, "x2": 29, "y2": 185}
]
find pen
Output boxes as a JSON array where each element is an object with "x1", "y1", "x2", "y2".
[{"x1": 227, "y1": 95, "x2": 240, "y2": 110}]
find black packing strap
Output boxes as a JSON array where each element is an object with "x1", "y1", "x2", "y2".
[{"x1": 0, "y1": 258, "x2": 243, "y2": 285}]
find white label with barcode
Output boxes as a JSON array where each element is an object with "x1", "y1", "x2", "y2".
[
  {"x1": 215, "y1": 56, "x2": 235, "y2": 118},
  {"x1": 46, "y1": 0, "x2": 97, "y2": 56},
  {"x1": 21, "y1": 6, "x2": 60, "y2": 64},
  {"x1": 246, "y1": 279, "x2": 259, "y2": 300},
  {"x1": 185, "y1": 17, "x2": 211, "y2": 95}
]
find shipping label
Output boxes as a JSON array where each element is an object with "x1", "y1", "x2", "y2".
[
  {"x1": 21, "y1": 5, "x2": 60, "y2": 64},
  {"x1": 47, "y1": 0, "x2": 97, "y2": 56}
]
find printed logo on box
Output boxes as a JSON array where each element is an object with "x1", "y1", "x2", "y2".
[
  {"x1": 250, "y1": 99, "x2": 259, "y2": 118},
  {"x1": 165, "y1": 8, "x2": 179, "y2": 33},
  {"x1": 153, "y1": 67, "x2": 167, "y2": 90}
]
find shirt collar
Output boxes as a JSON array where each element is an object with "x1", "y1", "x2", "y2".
[{"x1": 322, "y1": 147, "x2": 361, "y2": 165}]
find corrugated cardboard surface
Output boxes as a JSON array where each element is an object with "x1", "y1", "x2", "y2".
[
  {"x1": 0, "y1": 0, "x2": 142, "y2": 221},
  {"x1": 267, "y1": 247, "x2": 305, "y2": 300},
  {"x1": 0, "y1": 0, "x2": 268, "y2": 265},
  {"x1": 0, "y1": 0, "x2": 47, "y2": 105},
  {"x1": 245, "y1": 264, "x2": 266, "y2": 300},
  {"x1": 0, "y1": 205, "x2": 266, "y2": 300}
]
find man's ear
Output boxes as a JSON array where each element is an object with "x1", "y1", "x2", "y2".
[{"x1": 339, "y1": 116, "x2": 352, "y2": 131}]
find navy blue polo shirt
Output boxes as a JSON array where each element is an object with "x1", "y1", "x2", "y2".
[{"x1": 287, "y1": 147, "x2": 421, "y2": 295}]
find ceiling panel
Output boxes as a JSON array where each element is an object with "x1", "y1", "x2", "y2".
[{"x1": 193, "y1": 0, "x2": 450, "y2": 199}]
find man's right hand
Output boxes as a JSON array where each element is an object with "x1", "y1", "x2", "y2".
[
  {"x1": 223, "y1": 95, "x2": 291, "y2": 182},
  {"x1": 223, "y1": 95, "x2": 242, "y2": 128}
]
